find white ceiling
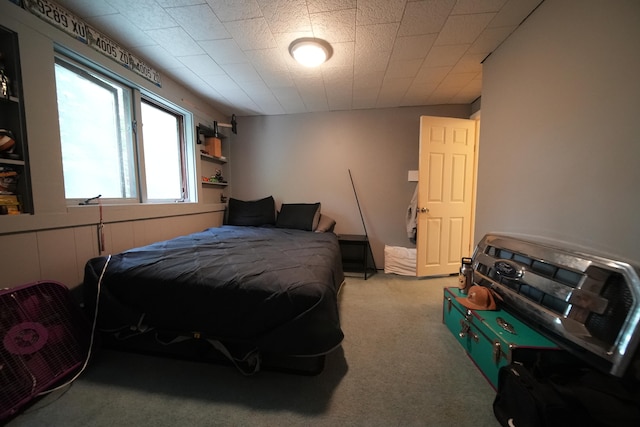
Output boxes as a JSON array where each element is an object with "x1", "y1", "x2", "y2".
[{"x1": 52, "y1": 0, "x2": 543, "y2": 117}]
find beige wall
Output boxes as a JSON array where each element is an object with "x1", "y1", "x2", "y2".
[
  {"x1": 0, "y1": 3, "x2": 227, "y2": 288},
  {"x1": 0, "y1": 211, "x2": 223, "y2": 289},
  {"x1": 230, "y1": 105, "x2": 472, "y2": 267},
  {"x1": 476, "y1": 0, "x2": 640, "y2": 263}
]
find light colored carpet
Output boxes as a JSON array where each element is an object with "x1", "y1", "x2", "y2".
[{"x1": 6, "y1": 274, "x2": 500, "y2": 427}]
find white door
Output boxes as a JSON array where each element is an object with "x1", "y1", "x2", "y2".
[{"x1": 416, "y1": 116, "x2": 477, "y2": 277}]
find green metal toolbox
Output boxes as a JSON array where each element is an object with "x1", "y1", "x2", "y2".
[{"x1": 442, "y1": 287, "x2": 561, "y2": 389}]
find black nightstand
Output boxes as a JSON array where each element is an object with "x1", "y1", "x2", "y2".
[{"x1": 337, "y1": 234, "x2": 377, "y2": 280}]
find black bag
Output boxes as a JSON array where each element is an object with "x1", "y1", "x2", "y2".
[
  {"x1": 494, "y1": 362, "x2": 640, "y2": 427},
  {"x1": 493, "y1": 363, "x2": 587, "y2": 427}
]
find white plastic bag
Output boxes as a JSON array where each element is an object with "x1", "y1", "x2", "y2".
[{"x1": 384, "y1": 245, "x2": 416, "y2": 276}]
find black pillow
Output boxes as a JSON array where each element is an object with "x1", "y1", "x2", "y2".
[
  {"x1": 227, "y1": 196, "x2": 276, "y2": 226},
  {"x1": 276, "y1": 203, "x2": 321, "y2": 231}
]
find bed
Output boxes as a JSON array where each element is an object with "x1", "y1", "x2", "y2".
[{"x1": 82, "y1": 196, "x2": 344, "y2": 375}]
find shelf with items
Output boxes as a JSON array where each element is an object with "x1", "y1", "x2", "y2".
[
  {"x1": 1, "y1": 25, "x2": 32, "y2": 215},
  {"x1": 201, "y1": 180, "x2": 228, "y2": 187},
  {"x1": 197, "y1": 120, "x2": 231, "y2": 205},
  {"x1": 0, "y1": 158, "x2": 25, "y2": 166},
  {"x1": 200, "y1": 152, "x2": 227, "y2": 163}
]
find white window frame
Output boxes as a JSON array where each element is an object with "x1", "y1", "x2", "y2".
[{"x1": 54, "y1": 51, "x2": 196, "y2": 206}]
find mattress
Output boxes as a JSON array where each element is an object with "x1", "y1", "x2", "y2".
[{"x1": 83, "y1": 226, "x2": 345, "y2": 359}]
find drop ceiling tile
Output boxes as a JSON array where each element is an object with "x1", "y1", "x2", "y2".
[
  {"x1": 241, "y1": 81, "x2": 286, "y2": 115},
  {"x1": 377, "y1": 77, "x2": 413, "y2": 107},
  {"x1": 199, "y1": 39, "x2": 249, "y2": 64},
  {"x1": 354, "y1": 50, "x2": 391, "y2": 74},
  {"x1": 131, "y1": 44, "x2": 186, "y2": 71},
  {"x1": 451, "y1": 52, "x2": 485, "y2": 73},
  {"x1": 166, "y1": 4, "x2": 230, "y2": 41},
  {"x1": 293, "y1": 74, "x2": 324, "y2": 88},
  {"x1": 307, "y1": 0, "x2": 356, "y2": 14},
  {"x1": 451, "y1": 0, "x2": 507, "y2": 15},
  {"x1": 468, "y1": 25, "x2": 517, "y2": 54},
  {"x1": 440, "y1": 71, "x2": 479, "y2": 89},
  {"x1": 157, "y1": 0, "x2": 204, "y2": 6},
  {"x1": 170, "y1": 66, "x2": 208, "y2": 87},
  {"x1": 258, "y1": 0, "x2": 312, "y2": 34},
  {"x1": 246, "y1": 48, "x2": 290, "y2": 74},
  {"x1": 262, "y1": 74, "x2": 294, "y2": 88},
  {"x1": 450, "y1": 92, "x2": 480, "y2": 104},
  {"x1": 273, "y1": 30, "x2": 315, "y2": 49},
  {"x1": 402, "y1": 93, "x2": 433, "y2": 106},
  {"x1": 205, "y1": 0, "x2": 262, "y2": 22},
  {"x1": 489, "y1": 0, "x2": 543, "y2": 28},
  {"x1": 380, "y1": 76, "x2": 413, "y2": 93},
  {"x1": 294, "y1": 76, "x2": 329, "y2": 110},
  {"x1": 422, "y1": 44, "x2": 469, "y2": 68},
  {"x1": 202, "y1": 75, "x2": 257, "y2": 108},
  {"x1": 403, "y1": 81, "x2": 438, "y2": 105},
  {"x1": 52, "y1": 0, "x2": 543, "y2": 115},
  {"x1": 201, "y1": 73, "x2": 238, "y2": 89},
  {"x1": 426, "y1": 89, "x2": 454, "y2": 105},
  {"x1": 146, "y1": 27, "x2": 205, "y2": 56},
  {"x1": 415, "y1": 66, "x2": 452, "y2": 85},
  {"x1": 271, "y1": 86, "x2": 307, "y2": 113},
  {"x1": 221, "y1": 63, "x2": 263, "y2": 83},
  {"x1": 322, "y1": 65, "x2": 353, "y2": 82},
  {"x1": 105, "y1": 0, "x2": 177, "y2": 30},
  {"x1": 286, "y1": 61, "x2": 327, "y2": 78},
  {"x1": 254, "y1": 70, "x2": 295, "y2": 92},
  {"x1": 177, "y1": 54, "x2": 225, "y2": 77},
  {"x1": 390, "y1": 34, "x2": 437, "y2": 61},
  {"x1": 224, "y1": 18, "x2": 278, "y2": 51},
  {"x1": 435, "y1": 13, "x2": 495, "y2": 46},
  {"x1": 357, "y1": 0, "x2": 406, "y2": 25},
  {"x1": 450, "y1": 76, "x2": 482, "y2": 103},
  {"x1": 352, "y1": 97, "x2": 377, "y2": 110},
  {"x1": 86, "y1": 14, "x2": 156, "y2": 48},
  {"x1": 323, "y1": 41, "x2": 354, "y2": 69},
  {"x1": 300, "y1": 92, "x2": 330, "y2": 113},
  {"x1": 397, "y1": 0, "x2": 455, "y2": 36},
  {"x1": 213, "y1": 88, "x2": 260, "y2": 113},
  {"x1": 386, "y1": 59, "x2": 423, "y2": 79},
  {"x1": 353, "y1": 71, "x2": 384, "y2": 90},
  {"x1": 450, "y1": 89, "x2": 481, "y2": 104},
  {"x1": 55, "y1": 0, "x2": 118, "y2": 16},
  {"x1": 309, "y1": 9, "x2": 356, "y2": 43},
  {"x1": 355, "y1": 23, "x2": 399, "y2": 54},
  {"x1": 327, "y1": 87, "x2": 353, "y2": 111}
]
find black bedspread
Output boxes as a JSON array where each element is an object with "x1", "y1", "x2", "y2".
[{"x1": 83, "y1": 226, "x2": 344, "y2": 357}]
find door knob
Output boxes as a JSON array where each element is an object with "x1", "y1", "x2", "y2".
[{"x1": 420, "y1": 207, "x2": 429, "y2": 213}]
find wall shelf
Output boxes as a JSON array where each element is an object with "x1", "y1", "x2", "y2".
[
  {"x1": 0, "y1": 158, "x2": 25, "y2": 166},
  {"x1": 200, "y1": 153, "x2": 227, "y2": 164}
]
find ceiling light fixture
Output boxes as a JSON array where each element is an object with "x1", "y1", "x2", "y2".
[{"x1": 288, "y1": 38, "x2": 333, "y2": 67}]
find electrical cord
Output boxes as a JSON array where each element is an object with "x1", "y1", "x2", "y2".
[{"x1": 36, "y1": 254, "x2": 112, "y2": 396}]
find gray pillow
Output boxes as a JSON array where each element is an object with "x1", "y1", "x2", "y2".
[
  {"x1": 315, "y1": 214, "x2": 336, "y2": 232},
  {"x1": 276, "y1": 203, "x2": 321, "y2": 231},
  {"x1": 227, "y1": 196, "x2": 276, "y2": 226}
]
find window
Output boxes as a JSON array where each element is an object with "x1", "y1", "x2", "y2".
[
  {"x1": 55, "y1": 58, "x2": 136, "y2": 200},
  {"x1": 140, "y1": 100, "x2": 186, "y2": 201},
  {"x1": 54, "y1": 55, "x2": 192, "y2": 203}
]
